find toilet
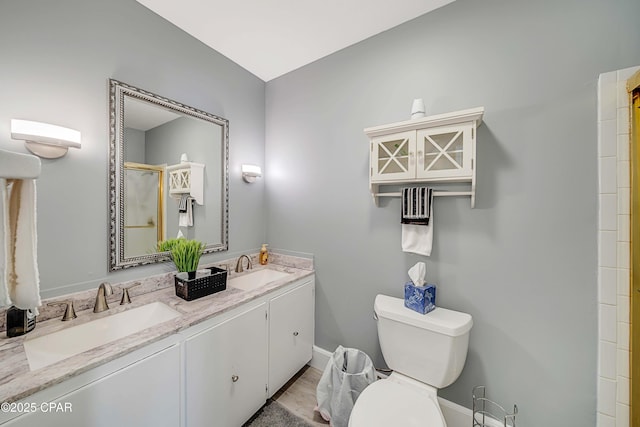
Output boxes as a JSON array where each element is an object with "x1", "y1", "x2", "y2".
[{"x1": 349, "y1": 294, "x2": 473, "y2": 427}]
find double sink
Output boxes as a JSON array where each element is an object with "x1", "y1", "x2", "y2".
[{"x1": 23, "y1": 268, "x2": 292, "y2": 371}]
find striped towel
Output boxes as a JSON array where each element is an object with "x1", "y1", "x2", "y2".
[
  {"x1": 178, "y1": 194, "x2": 189, "y2": 213},
  {"x1": 401, "y1": 187, "x2": 433, "y2": 226}
]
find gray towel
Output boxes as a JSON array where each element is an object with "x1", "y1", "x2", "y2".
[{"x1": 178, "y1": 194, "x2": 189, "y2": 213}]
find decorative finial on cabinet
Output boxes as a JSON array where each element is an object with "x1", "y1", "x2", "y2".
[{"x1": 410, "y1": 99, "x2": 425, "y2": 119}]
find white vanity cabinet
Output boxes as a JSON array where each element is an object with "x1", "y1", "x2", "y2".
[
  {"x1": 365, "y1": 107, "x2": 484, "y2": 207},
  {"x1": 268, "y1": 280, "x2": 314, "y2": 397},
  {"x1": 0, "y1": 272, "x2": 316, "y2": 427},
  {"x1": 184, "y1": 302, "x2": 268, "y2": 427},
  {"x1": 1, "y1": 338, "x2": 181, "y2": 427}
]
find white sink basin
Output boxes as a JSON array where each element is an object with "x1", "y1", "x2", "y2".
[
  {"x1": 23, "y1": 302, "x2": 180, "y2": 371},
  {"x1": 228, "y1": 269, "x2": 292, "y2": 292}
]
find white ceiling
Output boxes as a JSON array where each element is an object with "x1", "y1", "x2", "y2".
[
  {"x1": 125, "y1": 97, "x2": 180, "y2": 131},
  {"x1": 135, "y1": 0, "x2": 456, "y2": 82}
]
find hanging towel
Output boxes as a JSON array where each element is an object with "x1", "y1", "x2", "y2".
[
  {"x1": 1, "y1": 178, "x2": 41, "y2": 314},
  {"x1": 178, "y1": 196, "x2": 194, "y2": 227},
  {"x1": 401, "y1": 187, "x2": 434, "y2": 256},
  {"x1": 178, "y1": 194, "x2": 189, "y2": 213},
  {"x1": 401, "y1": 187, "x2": 432, "y2": 225}
]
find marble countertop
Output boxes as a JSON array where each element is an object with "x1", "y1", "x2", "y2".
[{"x1": 0, "y1": 260, "x2": 313, "y2": 403}]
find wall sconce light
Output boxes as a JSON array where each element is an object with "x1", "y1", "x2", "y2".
[
  {"x1": 242, "y1": 164, "x2": 262, "y2": 183},
  {"x1": 11, "y1": 119, "x2": 81, "y2": 159}
]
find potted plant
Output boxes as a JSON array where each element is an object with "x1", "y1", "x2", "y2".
[{"x1": 158, "y1": 238, "x2": 205, "y2": 279}]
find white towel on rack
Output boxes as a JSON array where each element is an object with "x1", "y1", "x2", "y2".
[
  {"x1": 178, "y1": 196, "x2": 193, "y2": 227},
  {"x1": 1, "y1": 178, "x2": 41, "y2": 314},
  {"x1": 402, "y1": 199, "x2": 434, "y2": 256}
]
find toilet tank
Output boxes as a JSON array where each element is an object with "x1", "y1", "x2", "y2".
[{"x1": 374, "y1": 294, "x2": 472, "y2": 388}]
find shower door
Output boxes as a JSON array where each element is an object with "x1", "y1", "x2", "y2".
[{"x1": 124, "y1": 162, "x2": 165, "y2": 258}]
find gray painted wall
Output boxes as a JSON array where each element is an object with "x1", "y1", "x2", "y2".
[
  {"x1": 146, "y1": 116, "x2": 223, "y2": 243},
  {"x1": 265, "y1": 0, "x2": 640, "y2": 425},
  {"x1": 124, "y1": 128, "x2": 145, "y2": 163},
  {"x1": 0, "y1": 0, "x2": 266, "y2": 296},
  {"x1": 2, "y1": 0, "x2": 639, "y2": 425}
]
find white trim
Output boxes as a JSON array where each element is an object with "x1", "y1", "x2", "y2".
[
  {"x1": 597, "y1": 65, "x2": 639, "y2": 426},
  {"x1": 363, "y1": 107, "x2": 484, "y2": 137},
  {"x1": 437, "y1": 398, "x2": 473, "y2": 427},
  {"x1": 310, "y1": 345, "x2": 332, "y2": 371}
]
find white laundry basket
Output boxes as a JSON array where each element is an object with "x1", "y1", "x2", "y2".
[{"x1": 316, "y1": 345, "x2": 377, "y2": 427}]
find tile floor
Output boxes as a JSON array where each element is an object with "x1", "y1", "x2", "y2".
[{"x1": 272, "y1": 365, "x2": 329, "y2": 426}]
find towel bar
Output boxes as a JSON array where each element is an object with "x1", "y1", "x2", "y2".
[
  {"x1": 373, "y1": 191, "x2": 473, "y2": 198},
  {"x1": 371, "y1": 182, "x2": 476, "y2": 207}
]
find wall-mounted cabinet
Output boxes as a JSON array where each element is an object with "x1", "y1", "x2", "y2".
[{"x1": 365, "y1": 107, "x2": 484, "y2": 207}]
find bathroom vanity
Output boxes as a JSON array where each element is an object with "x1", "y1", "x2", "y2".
[
  {"x1": 184, "y1": 279, "x2": 314, "y2": 426},
  {"x1": 0, "y1": 261, "x2": 314, "y2": 427}
]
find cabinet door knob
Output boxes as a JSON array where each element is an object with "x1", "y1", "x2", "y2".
[
  {"x1": 293, "y1": 331, "x2": 299, "y2": 336},
  {"x1": 231, "y1": 375, "x2": 239, "y2": 382}
]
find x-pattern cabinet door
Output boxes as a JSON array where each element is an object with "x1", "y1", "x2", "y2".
[
  {"x1": 370, "y1": 130, "x2": 416, "y2": 182},
  {"x1": 416, "y1": 123, "x2": 474, "y2": 180}
]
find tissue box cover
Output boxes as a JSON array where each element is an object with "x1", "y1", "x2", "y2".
[{"x1": 404, "y1": 282, "x2": 436, "y2": 314}]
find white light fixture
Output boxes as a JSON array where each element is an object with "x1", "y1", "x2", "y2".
[
  {"x1": 242, "y1": 164, "x2": 262, "y2": 183},
  {"x1": 11, "y1": 119, "x2": 81, "y2": 159}
]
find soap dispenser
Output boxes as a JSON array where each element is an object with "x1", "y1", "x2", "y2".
[
  {"x1": 259, "y1": 244, "x2": 269, "y2": 265},
  {"x1": 6, "y1": 306, "x2": 36, "y2": 337}
]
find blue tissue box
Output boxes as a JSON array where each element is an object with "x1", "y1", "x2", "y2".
[{"x1": 404, "y1": 282, "x2": 436, "y2": 314}]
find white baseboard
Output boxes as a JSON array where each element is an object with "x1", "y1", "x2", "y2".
[
  {"x1": 310, "y1": 345, "x2": 332, "y2": 371},
  {"x1": 438, "y1": 398, "x2": 473, "y2": 427},
  {"x1": 309, "y1": 345, "x2": 473, "y2": 427}
]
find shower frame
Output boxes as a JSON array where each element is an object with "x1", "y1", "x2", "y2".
[{"x1": 629, "y1": 69, "x2": 640, "y2": 427}]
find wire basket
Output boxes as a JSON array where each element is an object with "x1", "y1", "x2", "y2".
[
  {"x1": 472, "y1": 386, "x2": 517, "y2": 427},
  {"x1": 174, "y1": 266, "x2": 227, "y2": 301}
]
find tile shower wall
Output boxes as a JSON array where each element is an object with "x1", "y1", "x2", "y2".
[{"x1": 598, "y1": 65, "x2": 638, "y2": 427}]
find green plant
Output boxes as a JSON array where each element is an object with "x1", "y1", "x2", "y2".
[
  {"x1": 157, "y1": 238, "x2": 181, "y2": 253},
  {"x1": 158, "y1": 238, "x2": 205, "y2": 272}
]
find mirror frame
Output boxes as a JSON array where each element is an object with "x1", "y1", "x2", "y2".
[{"x1": 108, "y1": 79, "x2": 229, "y2": 271}]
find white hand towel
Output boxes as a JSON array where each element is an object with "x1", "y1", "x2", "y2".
[
  {"x1": 402, "y1": 201, "x2": 434, "y2": 256},
  {"x1": 178, "y1": 197, "x2": 193, "y2": 227},
  {"x1": 189, "y1": 163, "x2": 205, "y2": 205},
  {"x1": 2, "y1": 178, "x2": 41, "y2": 314}
]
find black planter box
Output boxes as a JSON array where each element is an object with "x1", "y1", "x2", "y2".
[{"x1": 174, "y1": 266, "x2": 227, "y2": 301}]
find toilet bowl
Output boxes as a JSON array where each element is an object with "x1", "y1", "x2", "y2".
[
  {"x1": 349, "y1": 294, "x2": 472, "y2": 427},
  {"x1": 349, "y1": 372, "x2": 446, "y2": 427}
]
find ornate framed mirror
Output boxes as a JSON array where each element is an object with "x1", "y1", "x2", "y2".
[{"x1": 108, "y1": 79, "x2": 229, "y2": 270}]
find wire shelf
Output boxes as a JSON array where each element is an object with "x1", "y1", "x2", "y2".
[{"x1": 472, "y1": 386, "x2": 517, "y2": 427}]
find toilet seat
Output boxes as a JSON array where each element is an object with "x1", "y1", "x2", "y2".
[{"x1": 349, "y1": 379, "x2": 445, "y2": 427}]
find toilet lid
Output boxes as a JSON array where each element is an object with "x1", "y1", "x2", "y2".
[{"x1": 349, "y1": 380, "x2": 445, "y2": 427}]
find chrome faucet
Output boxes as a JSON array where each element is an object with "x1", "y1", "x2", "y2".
[
  {"x1": 235, "y1": 255, "x2": 253, "y2": 273},
  {"x1": 93, "y1": 282, "x2": 113, "y2": 313}
]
